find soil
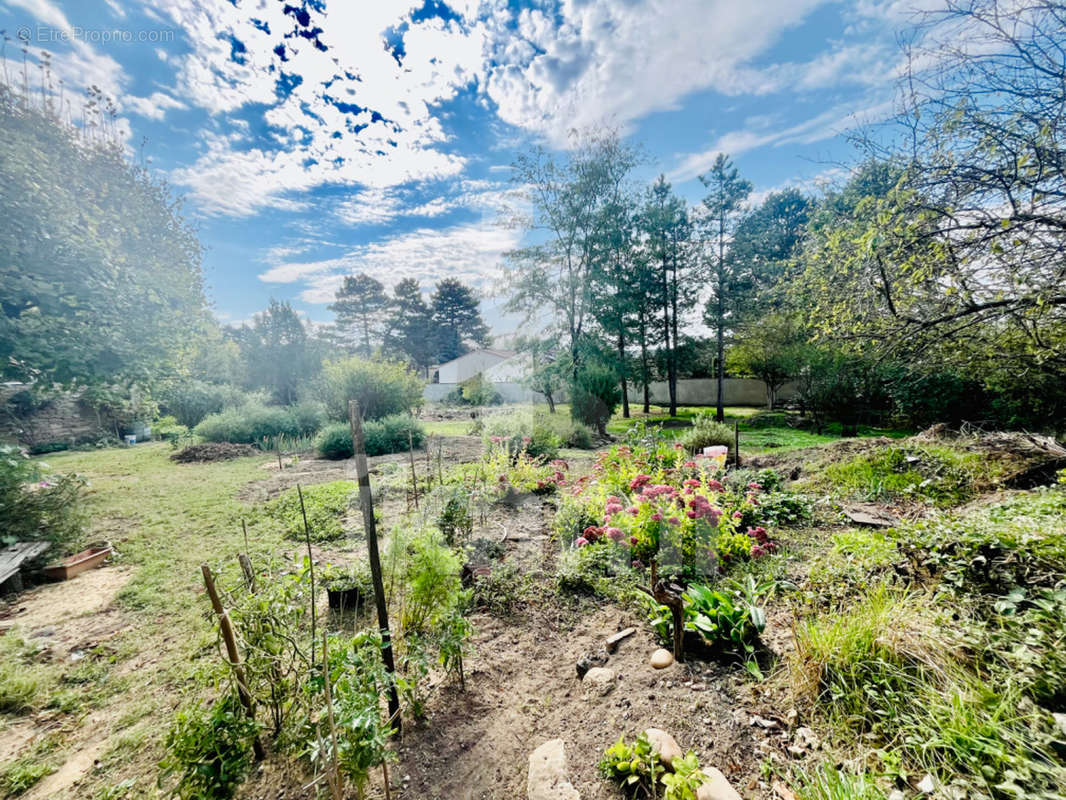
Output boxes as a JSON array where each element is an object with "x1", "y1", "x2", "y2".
[{"x1": 171, "y1": 442, "x2": 259, "y2": 463}]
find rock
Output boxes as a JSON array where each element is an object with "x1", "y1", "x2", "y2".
[
  {"x1": 605, "y1": 627, "x2": 636, "y2": 653},
  {"x1": 1053, "y1": 712, "x2": 1066, "y2": 737},
  {"x1": 749, "y1": 714, "x2": 778, "y2": 729},
  {"x1": 772, "y1": 782, "x2": 797, "y2": 800},
  {"x1": 527, "y1": 739, "x2": 580, "y2": 800},
  {"x1": 582, "y1": 667, "x2": 616, "y2": 695},
  {"x1": 917, "y1": 774, "x2": 935, "y2": 794},
  {"x1": 794, "y1": 726, "x2": 820, "y2": 750},
  {"x1": 697, "y1": 767, "x2": 742, "y2": 800},
  {"x1": 843, "y1": 503, "x2": 901, "y2": 528},
  {"x1": 576, "y1": 648, "x2": 609, "y2": 678},
  {"x1": 888, "y1": 791, "x2": 905, "y2": 800},
  {"x1": 643, "y1": 728, "x2": 682, "y2": 769},
  {"x1": 650, "y1": 648, "x2": 674, "y2": 669}
]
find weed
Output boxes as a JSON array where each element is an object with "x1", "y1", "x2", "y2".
[
  {"x1": 788, "y1": 766, "x2": 886, "y2": 800},
  {"x1": 264, "y1": 480, "x2": 356, "y2": 542}
]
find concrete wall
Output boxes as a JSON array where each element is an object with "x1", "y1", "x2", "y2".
[
  {"x1": 626, "y1": 378, "x2": 799, "y2": 408},
  {"x1": 424, "y1": 382, "x2": 549, "y2": 404},
  {"x1": 482, "y1": 354, "x2": 529, "y2": 382}
]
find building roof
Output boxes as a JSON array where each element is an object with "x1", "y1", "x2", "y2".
[{"x1": 438, "y1": 348, "x2": 516, "y2": 367}]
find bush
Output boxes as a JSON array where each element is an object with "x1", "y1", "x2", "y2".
[
  {"x1": 679, "y1": 413, "x2": 734, "y2": 454},
  {"x1": 321, "y1": 357, "x2": 423, "y2": 421},
  {"x1": 193, "y1": 402, "x2": 322, "y2": 444},
  {"x1": 0, "y1": 444, "x2": 86, "y2": 554},
  {"x1": 157, "y1": 381, "x2": 247, "y2": 428},
  {"x1": 482, "y1": 410, "x2": 561, "y2": 460},
  {"x1": 265, "y1": 481, "x2": 356, "y2": 542},
  {"x1": 314, "y1": 416, "x2": 425, "y2": 460},
  {"x1": 570, "y1": 365, "x2": 620, "y2": 434},
  {"x1": 160, "y1": 695, "x2": 259, "y2": 800},
  {"x1": 457, "y1": 373, "x2": 501, "y2": 406}
]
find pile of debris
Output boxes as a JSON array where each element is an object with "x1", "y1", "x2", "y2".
[{"x1": 170, "y1": 442, "x2": 258, "y2": 463}]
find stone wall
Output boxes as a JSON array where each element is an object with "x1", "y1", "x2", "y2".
[{"x1": 0, "y1": 386, "x2": 113, "y2": 448}]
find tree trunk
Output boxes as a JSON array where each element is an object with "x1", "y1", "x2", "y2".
[
  {"x1": 661, "y1": 258, "x2": 675, "y2": 417},
  {"x1": 617, "y1": 332, "x2": 629, "y2": 418},
  {"x1": 668, "y1": 249, "x2": 680, "y2": 417},
  {"x1": 639, "y1": 317, "x2": 651, "y2": 414},
  {"x1": 716, "y1": 286, "x2": 725, "y2": 422},
  {"x1": 545, "y1": 391, "x2": 556, "y2": 414}
]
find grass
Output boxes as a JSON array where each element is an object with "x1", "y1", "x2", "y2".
[
  {"x1": 6, "y1": 443, "x2": 290, "y2": 797},
  {"x1": 421, "y1": 419, "x2": 474, "y2": 437}
]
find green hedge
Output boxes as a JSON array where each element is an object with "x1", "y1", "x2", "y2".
[
  {"x1": 321, "y1": 357, "x2": 423, "y2": 421},
  {"x1": 314, "y1": 415, "x2": 425, "y2": 460},
  {"x1": 193, "y1": 402, "x2": 325, "y2": 444}
]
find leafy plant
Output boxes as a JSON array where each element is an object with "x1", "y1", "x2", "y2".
[
  {"x1": 265, "y1": 481, "x2": 355, "y2": 542},
  {"x1": 314, "y1": 415, "x2": 425, "y2": 459},
  {"x1": 0, "y1": 444, "x2": 86, "y2": 553},
  {"x1": 599, "y1": 733, "x2": 706, "y2": 799},
  {"x1": 320, "y1": 357, "x2": 423, "y2": 421},
  {"x1": 678, "y1": 413, "x2": 734, "y2": 454},
  {"x1": 194, "y1": 402, "x2": 322, "y2": 444},
  {"x1": 160, "y1": 695, "x2": 259, "y2": 800},
  {"x1": 570, "y1": 364, "x2": 620, "y2": 434}
]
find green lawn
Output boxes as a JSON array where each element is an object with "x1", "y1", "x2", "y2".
[{"x1": 421, "y1": 419, "x2": 474, "y2": 436}]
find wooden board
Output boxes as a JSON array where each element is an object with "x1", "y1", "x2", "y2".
[{"x1": 0, "y1": 541, "x2": 50, "y2": 585}]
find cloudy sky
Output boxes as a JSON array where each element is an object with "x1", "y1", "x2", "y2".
[{"x1": 1, "y1": 0, "x2": 930, "y2": 332}]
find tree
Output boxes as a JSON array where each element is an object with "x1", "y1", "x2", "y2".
[
  {"x1": 504, "y1": 131, "x2": 639, "y2": 381},
  {"x1": 329, "y1": 273, "x2": 389, "y2": 356},
  {"x1": 513, "y1": 336, "x2": 566, "y2": 414},
  {"x1": 430, "y1": 279, "x2": 491, "y2": 364},
  {"x1": 233, "y1": 300, "x2": 319, "y2": 404},
  {"x1": 638, "y1": 176, "x2": 694, "y2": 417},
  {"x1": 727, "y1": 314, "x2": 807, "y2": 409},
  {"x1": 0, "y1": 71, "x2": 206, "y2": 390},
  {"x1": 699, "y1": 154, "x2": 753, "y2": 421},
  {"x1": 385, "y1": 279, "x2": 436, "y2": 377},
  {"x1": 801, "y1": 1, "x2": 1066, "y2": 391},
  {"x1": 729, "y1": 188, "x2": 812, "y2": 317}
]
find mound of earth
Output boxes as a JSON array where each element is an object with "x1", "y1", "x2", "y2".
[{"x1": 170, "y1": 442, "x2": 258, "y2": 463}]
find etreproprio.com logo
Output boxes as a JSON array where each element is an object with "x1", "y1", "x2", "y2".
[{"x1": 16, "y1": 24, "x2": 175, "y2": 45}]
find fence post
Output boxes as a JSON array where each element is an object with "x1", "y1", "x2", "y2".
[{"x1": 349, "y1": 399, "x2": 402, "y2": 732}]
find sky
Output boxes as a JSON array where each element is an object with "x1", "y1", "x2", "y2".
[{"x1": 0, "y1": 0, "x2": 934, "y2": 335}]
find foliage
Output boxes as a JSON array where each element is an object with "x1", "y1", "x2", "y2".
[
  {"x1": 678, "y1": 413, "x2": 733, "y2": 455},
  {"x1": 384, "y1": 278, "x2": 437, "y2": 376},
  {"x1": 570, "y1": 364, "x2": 621, "y2": 434},
  {"x1": 229, "y1": 300, "x2": 321, "y2": 405},
  {"x1": 396, "y1": 529, "x2": 465, "y2": 634},
  {"x1": 329, "y1": 273, "x2": 389, "y2": 356},
  {"x1": 193, "y1": 402, "x2": 322, "y2": 444},
  {"x1": 727, "y1": 313, "x2": 809, "y2": 409},
  {"x1": 159, "y1": 695, "x2": 259, "y2": 800},
  {"x1": 431, "y1": 278, "x2": 492, "y2": 363},
  {"x1": 0, "y1": 73, "x2": 206, "y2": 389},
  {"x1": 788, "y1": 766, "x2": 886, "y2": 800},
  {"x1": 265, "y1": 481, "x2": 355, "y2": 542},
  {"x1": 470, "y1": 563, "x2": 528, "y2": 615},
  {"x1": 320, "y1": 356, "x2": 423, "y2": 421},
  {"x1": 157, "y1": 381, "x2": 247, "y2": 428},
  {"x1": 556, "y1": 542, "x2": 638, "y2": 600},
  {"x1": 456, "y1": 373, "x2": 502, "y2": 406},
  {"x1": 0, "y1": 444, "x2": 86, "y2": 553},
  {"x1": 599, "y1": 733, "x2": 707, "y2": 800},
  {"x1": 313, "y1": 415, "x2": 425, "y2": 459},
  {"x1": 437, "y1": 490, "x2": 473, "y2": 546}
]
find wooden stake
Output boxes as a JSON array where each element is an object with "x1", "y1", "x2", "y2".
[
  {"x1": 407, "y1": 429, "x2": 419, "y2": 510},
  {"x1": 349, "y1": 399, "x2": 402, "y2": 732},
  {"x1": 238, "y1": 553, "x2": 256, "y2": 592},
  {"x1": 734, "y1": 420, "x2": 741, "y2": 468},
  {"x1": 200, "y1": 564, "x2": 265, "y2": 760},
  {"x1": 321, "y1": 633, "x2": 343, "y2": 800},
  {"x1": 297, "y1": 484, "x2": 317, "y2": 669}
]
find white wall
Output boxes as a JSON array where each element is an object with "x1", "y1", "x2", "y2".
[
  {"x1": 482, "y1": 354, "x2": 529, "y2": 382},
  {"x1": 424, "y1": 382, "x2": 547, "y2": 404},
  {"x1": 626, "y1": 378, "x2": 799, "y2": 407}
]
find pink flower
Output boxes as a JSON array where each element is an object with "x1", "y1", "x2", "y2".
[
  {"x1": 668, "y1": 516, "x2": 681, "y2": 525},
  {"x1": 605, "y1": 527, "x2": 625, "y2": 542},
  {"x1": 491, "y1": 435, "x2": 503, "y2": 443},
  {"x1": 733, "y1": 511, "x2": 743, "y2": 519},
  {"x1": 706, "y1": 479, "x2": 724, "y2": 491},
  {"x1": 605, "y1": 502, "x2": 624, "y2": 516},
  {"x1": 704, "y1": 445, "x2": 728, "y2": 457},
  {"x1": 651, "y1": 513, "x2": 662, "y2": 522},
  {"x1": 627, "y1": 506, "x2": 639, "y2": 516},
  {"x1": 684, "y1": 460, "x2": 697, "y2": 468},
  {"x1": 674, "y1": 443, "x2": 684, "y2": 450},
  {"x1": 575, "y1": 537, "x2": 590, "y2": 548},
  {"x1": 522, "y1": 436, "x2": 532, "y2": 444},
  {"x1": 629, "y1": 536, "x2": 639, "y2": 545},
  {"x1": 747, "y1": 482, "x2": 762, "y2": 491},
  {"x1": 683, "y1": 479, "x2": 701, "y2": 488},
  {"x1": 629, "y1": 474, "x2": 652, "y2": 491}
]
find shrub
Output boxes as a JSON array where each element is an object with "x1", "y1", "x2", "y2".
[
  {"x1": 458, "y1": 373, "x2": 501, "y2": 406},
  {"x1": 158, "y1": 381, "x2": 247, "y2": 428},
  {"x1": 193, "y1": 403, "x2": 320, "y2": 444},
  {"x1": 679, "y1": 413, "x2": 734, "y2": 454},
  {"x1": 570, "y1": 365, "x2": 619, "y2": 434},
  {"x1": 0, "y1": 444, "x2": 86, "y2": 554},
  {"x1": 321, "y1": 357, "x2": 423, "y2": 421},
  {"x1": 600, "y1": 733, "x2": 707, "y2": 800},
  {"x1": 315, "y1": 416, "x2": 426, "y2": 460},
  {"x1": 160, "y1": 695, "x2": 259, "y2": 800},
  {"x1": 265, "y1": 481, "x2": 356, "y2": 542}
]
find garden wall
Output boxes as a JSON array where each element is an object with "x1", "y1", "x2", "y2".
[
  {"x1": 0, "y1": 385, "x2": 113, "y2": 448},
  {"x1": 424, "y1": 382, "x2": 549, "y2": 404},
  {"x1": 626, "y1": 378, "x2": 799, "y2": 408}
]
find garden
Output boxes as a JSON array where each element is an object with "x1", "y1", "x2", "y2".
[{"x1": 2, "y1": 396, "x2": 1064, "y2": 800}]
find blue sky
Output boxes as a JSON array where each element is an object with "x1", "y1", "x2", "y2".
[{"x1": 1, "y1": 0, "x2": 930, "y2": 334}]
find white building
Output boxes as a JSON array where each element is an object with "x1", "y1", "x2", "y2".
[{"x1": 435, "y1": 348, "x2": 516, "y2": 384}]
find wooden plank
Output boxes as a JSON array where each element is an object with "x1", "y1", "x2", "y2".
[{"x1": 0, "y1": 542, "x2": 50, "y2": 585}]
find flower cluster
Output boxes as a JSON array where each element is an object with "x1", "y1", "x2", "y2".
[{"x1": 746, "y1": 526, "x2": 777, "y2": 558}]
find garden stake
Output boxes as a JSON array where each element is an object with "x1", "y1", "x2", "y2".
[
  {"x1": 238, "y1": 553, "x2": 256, "y2": 592},
  {"x1": 408, "y1": 429, "x2": 419, "y2": 510},
  {"x1": 349, "y1": 399, "x2": 402, "y2": 732},
  {"x1": 424, "y1": 437, "x2": 433, "y2": 491},
  {"x1": 734, "y1": 420, "x2": 740, "y2": 467},
  {"x1": 200, "y1": 563, "x2": 265, "y2": 760},
  {"x1": 242, "y1": 518, "x2": 250, "y2": 552},
  {"x1": 297, "y1": 484, "x2": 317, "y2": 669}
]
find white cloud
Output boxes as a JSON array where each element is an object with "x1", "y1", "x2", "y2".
[
  {"x1": 333, "y1": 180, "x2": 521, "y2": 227},
  {"x1": 124, "y1": 91, "x2": 187, "y2": 120},
  {"x1": 258, "y1": 221, "x2": 523, "y2": 304}
]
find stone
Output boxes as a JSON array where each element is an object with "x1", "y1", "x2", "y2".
[
  {"x1": 650, "y1": 648, "x2": 674, "y2": 669},
  {"x1": 1053, "y1": 712, "x2": 1066, "y2": 737},
  {"x1": 697, "y1": 767, "x2": 742, "y2": 800},
  {"x1": 793, "y1": 726, "x2": 820, "y2": 750},
  {"x1": 771, "y1": 782, "x2": 797, "y2": 800},
  {"x1": 917, "y1": 774, "x2": 935, "y2": 794},
  {"x1": 642, "y1": 728, "x2": 682, "y2": 769},
  {"x1": 582, "y1": 667, "x2": 616, "y2": 695},
  {"x1": 527, "y1": 739, "x2": 580, "y2": 800},
  {"x1": 605, "y1": 627, "x2": 636, "y2": 653},
  {"x1": 576, "y1": 648, "x2": 609, "y2": 678}
]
